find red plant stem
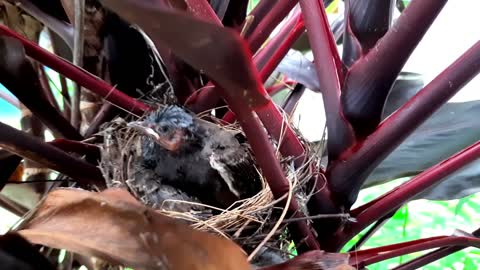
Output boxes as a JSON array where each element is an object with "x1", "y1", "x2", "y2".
[
  {"x1": 348, "y1": 208, "x2": 398, "y2": 251},
  {"x1": 392, "y1": 228, "x2": 480, "y2": 270},
  {"x1": 349, "y1": 235, "x2": 480, "y2": 267},
  {"x1": 242, "y1": 0, "x2": 275, "y2": 38},
  {"x1": 257, "y1": 11, "x2": 305, "y2": 83},
  {"x1": 393, "y1": 247, "x2": 462, "y2": 270},
  {"x1": 341, "y1": 140, "x2": 480, "y2": 246},
  {"x1": 328, "y1": 41, "x2": 480, "y2": 209},
  {"x1": 217, "y1": 86, "x2": 320, "y2": 251},
  {"x1": 299, "y1": 0, "x2": 355, "y2": 160},
  {"x1": 222, "y1": 95, "x2": 310, "y2": 175},
  {"x1": 0, "y1": 25, "x2": 151, "y2": 116},
  {"x1": 245, "y1": 0, "x2": 299, "y2": 53}
]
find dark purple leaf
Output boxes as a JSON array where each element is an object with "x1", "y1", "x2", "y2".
[
  {"x1": 381, "y1": 72, "x2": 425, "y2": 117},
  {"x1": 342, "y1": 0, "x2": 395, "y2": 67},
  {"x1": 331, "y1": 13, "x2": 345, "y2": 42}
]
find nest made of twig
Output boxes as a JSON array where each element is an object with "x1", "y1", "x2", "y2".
[{"x1": 97, "y1": 108, "x2": 325, "y2": 260}]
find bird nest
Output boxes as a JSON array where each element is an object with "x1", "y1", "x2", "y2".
[{"x1": 97, "y1": 109, "x2": 325, "y2": 263}]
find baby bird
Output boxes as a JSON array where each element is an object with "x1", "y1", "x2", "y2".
[{"x1": 128, "y1": 105, "x2": 262, "y2": 209}]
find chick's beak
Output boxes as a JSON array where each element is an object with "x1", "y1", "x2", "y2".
[{"x1": 127, "y1": 121, "x2": 184, "y2": 152}]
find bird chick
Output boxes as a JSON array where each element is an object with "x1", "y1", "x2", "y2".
[{"x1": 128, "y1": 105, "x2": 262, "y2": 209}]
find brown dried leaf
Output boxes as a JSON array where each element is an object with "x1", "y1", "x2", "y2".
[{"x1": 18, "y1": 188, "x2": 251, "y2": 270}]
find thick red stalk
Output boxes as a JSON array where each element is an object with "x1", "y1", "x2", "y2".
[
  {"x1": 221, "y1": 92, "x2": 309, "y2": 167},
  {"x1": 299, "y1": 0, "x2": 355, "y2": 160},
  {"x1": 242, "y1": 0, "x2": 276, "y2": 38},
  {"x1": 349, "y1": 235, "x2": 480, "y2": 267},
  {"x1": 257, "y1": 11, "x2": 305, "y2": 83},
  {"x1": 245, "y1": 0, "x2": 299, "y2": 53},
  {"x1": 341, "y1": 140, "x2": 480, "y2": 246},
  {"x1": 0, "y1": 25, "x2": 151, "y2": 116},
  {"x1": 328, "y1": 41, "x2": 480, "y2": 208},
  {"x1": 341, "y1": 0, "x2": 447, "y2": 137}
]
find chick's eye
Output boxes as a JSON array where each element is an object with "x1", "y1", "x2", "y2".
[{"x1": 159, "y1": 126, "x2": 169, "y2": 133}]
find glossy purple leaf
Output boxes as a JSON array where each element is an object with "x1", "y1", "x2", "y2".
[
  {"x1": 366, "y1": 101, "x2": 480, "y2": 200},
  {"x1": 342, "y1": 0, "x2": 395, "y2": 67}
]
